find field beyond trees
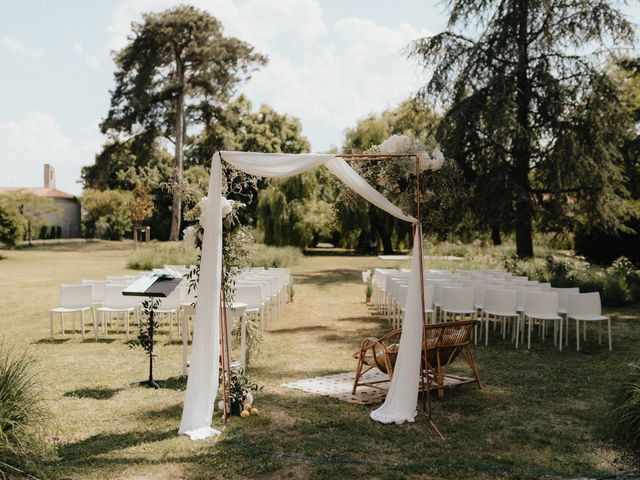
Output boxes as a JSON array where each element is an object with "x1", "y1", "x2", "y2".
[{"x1": 0, "y1": 241, "x2": 639, "y2": 479}]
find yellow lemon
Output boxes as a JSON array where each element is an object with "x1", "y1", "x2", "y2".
[
  {"x1": 250, "y1": 408, "x2": 259, "y2": 415},
  {"x1": 240, "y1": 410, "x2": 250, "y2": 418},
  {"x1": 243, "y1": 402, "x2": 252, "y2": 410}
]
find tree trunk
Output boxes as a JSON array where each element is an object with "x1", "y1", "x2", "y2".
[
  {"x1": 169, "y1": 63, "x2": 185, "y2": 242},
  {"x1": 491, "y1": 224, "x2": 502, "y2": 246},
  {"x1": 513, "y1": 0, "x2": 534, "y2": 258},
  {"x1": 380, "y1": 230, "x2": 394, "y2": 255}
]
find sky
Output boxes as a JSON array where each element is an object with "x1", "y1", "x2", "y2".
[{"x1": 0, "y1": 0, "x2": 638, "y2": 195}]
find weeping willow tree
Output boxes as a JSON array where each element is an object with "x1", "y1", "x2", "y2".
[
  {"x1": 257, "y1": 168, "x2": 336, "y2": 248},
  {"x1": 409, "y1": 0, "x2": 636, "y2": 257}
]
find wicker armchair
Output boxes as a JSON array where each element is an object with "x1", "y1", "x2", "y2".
[
  {"x1": 423, "y1": 320, "x2": 482, "y2": 398},
  {"x1": 352, "y1": 329, "x2": 401, "y2": 394},
  {"x1": 352, "y1": 320, "x2": 482, "y2": 398}
]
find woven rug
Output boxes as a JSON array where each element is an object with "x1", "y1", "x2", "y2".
[
  {"x1": 281, "y1": 371, "x2": 477, "y2": 405},
  {"x1": 281, "y1": 370, "x2": 388, "y2": 405}
]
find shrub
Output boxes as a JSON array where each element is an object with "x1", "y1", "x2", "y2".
[
  {"x1": 81, "y1": 189, "x2": 133, "y2": 240},
  {"x1": 249, "y1": 245, "x2": 302, "y2": 268},
  {"x1": 612, "y1": 360, "x2": 640, "y2": 450},
  {"x1": 0, "y1": 203, "x2": 25, "y2": 248},
  {"x1": 127, "y1": 243, "x2": 199, "y2": 270},
  {"x1": 505, "y1": 254, "x2": 640, "y2": 307},
  {"x1": 0, "y1": 343, "x2": 48, "y2": 475}
]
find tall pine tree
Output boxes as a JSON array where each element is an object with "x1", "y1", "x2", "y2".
[
  {"x1": 410, "y1": 0, "x2": 635, "y2": 257},
  {"x1": 101, "y1": 6, "x2": 266, "y2": 240}
]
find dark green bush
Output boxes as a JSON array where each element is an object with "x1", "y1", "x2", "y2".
[
  {"x1": 603, "y1": 275, "x2": 631, "y2": 306},
  {"x1": 0, "y1": 203, "x2": 25, "y2": 248},
  {"x1": 612, "y1": 360, "x2": 640, "y2": 450},
  {"x1": 0, "y1": 343, "x2": 48, "y2": 476},
  {"x1": 574, "y1": 217, "x2": 640, "y2": 265},
  {"x1": 506, "y1": 254, "x2": 639, "y2": 307}
]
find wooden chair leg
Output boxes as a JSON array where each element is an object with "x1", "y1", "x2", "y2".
[{"x1": 462, "y1": 345, "x2": 483, "y2": 390}]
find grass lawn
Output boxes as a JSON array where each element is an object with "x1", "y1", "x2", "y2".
[{"x1": 1, "y1": 241, "x2": 638, "y2": 479}]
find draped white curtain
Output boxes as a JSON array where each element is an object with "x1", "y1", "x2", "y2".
[
  {"x1": 179, "y1": 151, "x2": 421, "y2": 440},
  {"x1": 370, "y1": 225, "x2": 423, "y2": 424}
]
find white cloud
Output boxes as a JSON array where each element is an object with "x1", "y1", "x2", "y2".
[
  {"x1": 1, "y1": 36, "x2": 44, "y2": 58},
  {"x1": 106, "y1": 0, "x2": 326, "y2": 53},
  {"x1": 0, "y1": 112, "x2": 100, "y2": 195}
]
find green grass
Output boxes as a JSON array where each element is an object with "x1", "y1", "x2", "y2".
[{"x1": 0, "y1": 242, "x2": 638, "y2": 478}]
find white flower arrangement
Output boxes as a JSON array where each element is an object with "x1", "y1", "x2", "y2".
[
  {"x1": 380, "y1": 134, "x2": 413, "y2": 155},
  {"x1": 182, "y1": 225, "x2": 199, "y2": 246},
  {"x1": 379, "y1": 135, "x2": 445, "y2": 172},
  {"x1": 199, "y1": 195, "x2": 235, "y2": 229},
  {"x1": 361, "y1": 270, "x2": 371, "y2": 283}
]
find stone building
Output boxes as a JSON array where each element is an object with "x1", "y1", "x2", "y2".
[{"x1": 0, "y1": 164, "x2": 81, "y2": 238}]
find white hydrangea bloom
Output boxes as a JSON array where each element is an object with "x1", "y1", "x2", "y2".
[
  {"x1": 182, "y1": 225, "x2": 198, "y2": 246},
  {"x1": 221, "y1": 197, "x2": 234, "y2": 218},
  {"x1": 361, "y1": 270, "x2": 371, "y2": 283},
  {"x1": 431, "y1": 147, "x2": 445, "y2": 171},
  {"x1": 417, "y1": 151, "x2": 432, "y2": 171},
  {"x1": 380, "y1": 134, "x2": 412, "y2": 154}
]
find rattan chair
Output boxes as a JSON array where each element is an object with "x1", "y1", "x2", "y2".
[
  {"x1": 352, "y1": 320, "x2": 482, "y2": 399},
  {"x1": 352, "y1": 329, "x2": 401, "y2": 394},
  {"x1": 423, "y1": 320, "x2": 482, "y2": 398}
]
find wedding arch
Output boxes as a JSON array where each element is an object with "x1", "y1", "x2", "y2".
[{"x1": 178, "y1": 148, "x2": 441, "y2": 440}]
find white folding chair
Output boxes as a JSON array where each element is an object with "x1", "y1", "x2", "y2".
[
  {"x1": 567, "y1": 292, "x2": 611, "y2": 351},
  {"x1": 97, "y1": 285, "x2": 139, "y2": 340},
  {"x1": 156, "y1": 286, "x2": 184, "y2": 341},
  {"x1": 519, "y1": 291, "x2": 561, "y2": 350},
  {"x1": 551, "y1": 287, "x2": 580, "y2": 347},
  {"x1": 50, "y1": 284, "x2": 95, "y2": 340},
  {"x1": 81, "y1": 279, "x2": 106, "y2": 306},
  {"x1": 481, "y1": 288, "x2": 518, "y2": 346}
]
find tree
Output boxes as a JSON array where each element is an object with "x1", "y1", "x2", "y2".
[
  {"x1": 257, "y1": 168, "x2": 336, "y2": 248},
  {"x1": 82, "y1": 138, "x2": 174, "y2": 239},
  {"x1": 0, "y1": 192, "x2": 59, "y2": 243},
  {"x1": 0, "y1": 202, "x2": 24, "y2": 248},
  {"x1": 410, "y1": 0, "x2": 635, "y2": 257},
  {"x1": 101, "y1": 6, "x2": 267, "y2": 241},
  {"x1": 81, "y1": 189, "x2": 133, "y2": 240},
  {"x1": 340, "y1": 99, "x2": 468, "y2": 253}
]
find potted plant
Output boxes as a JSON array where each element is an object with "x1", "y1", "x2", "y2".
[
  {"x1": 228, "y1": 369, "x2": 261, "y2": 416},
  {"x1": 362, "y1": 270, "x2": 373, "y2": 303}
]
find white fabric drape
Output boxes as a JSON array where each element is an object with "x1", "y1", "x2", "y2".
[
  {"x1": 370, "y1": 226, "x2": 423, "y2": 424},
  {"x1": 178, "y1": 156, "x2": 223, "y2": 440},
  {"x1": 179, "y1": 151, "x2": 422, "y2": 439}
]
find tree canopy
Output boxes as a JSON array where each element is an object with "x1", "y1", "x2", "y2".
[
  {"x1": 410, "y1": 0, "x2": 636, "y2": 257},
  {"x1": 101, "y1": 5, "x2": 267, "y2": 240}
]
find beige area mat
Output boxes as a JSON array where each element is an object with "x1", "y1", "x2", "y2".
[{"x1": 281, "y1": 370, "x2": 474, "y2": 405}]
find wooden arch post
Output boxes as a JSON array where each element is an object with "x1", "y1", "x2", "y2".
[{"x1": 338, "y1": 153, "x2": 443, "y2": 439}]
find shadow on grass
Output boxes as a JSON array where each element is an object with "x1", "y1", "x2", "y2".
[
  {"x1": 295, "y1": 269, "x2": 361, "y2": 286},
  {"x1": 82, "y1": 338, "x2": 116, "y2": 344},
  {"x1": 268, "y1": 325, "x2": 329, "y2": 335},
  {"x1": 56, "y1": 429, "x2": 176, "y2": 462},
  {"x1": 138, "y1": 403, "x2": 183, "y2": 421},
  {"x1": 32, "y1": 338, "x2": 70, "y2": 344},
  {"x1": 154, "y1": 376, "x2": 188, "y2": 390},
  {"x1": 64, "y1": 387, "x2": 123, "y2": 400}
]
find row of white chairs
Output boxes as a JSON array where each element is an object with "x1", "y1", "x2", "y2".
[
  {"x1": 231, "y1": 267, "x2": 291, "y2": 332},
  {"x1": 49, "y1": 265, "x2": 292, "y2": 370},
  {"x1": 371, "y1": 268, "x2": 611, "y2": 351}
]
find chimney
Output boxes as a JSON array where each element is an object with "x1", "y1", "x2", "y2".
[{"x1": 44, "y1": 164, "x2": 55, "y2": 189}]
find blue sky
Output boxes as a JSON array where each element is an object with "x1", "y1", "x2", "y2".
[{"x1": 0, "y1": 0, "x2": 637, "y2": 195}]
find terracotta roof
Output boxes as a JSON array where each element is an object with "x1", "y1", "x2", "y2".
[{"x1": 0, "y1": 187, "x2": 78, "y2": 200}]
